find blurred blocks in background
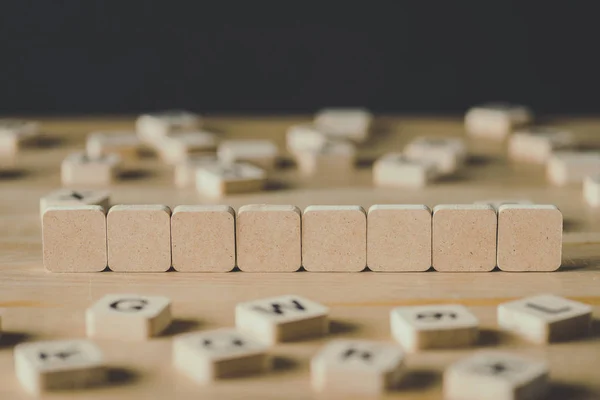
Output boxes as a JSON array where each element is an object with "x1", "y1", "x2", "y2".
[
  {"x1": 173, "y1": 155, "x2": 219, "y2": 188},
  {"x1": 314, "y1": 108, "x2": 372, "y2": 143},
  {"x1": 583, "y1": 174, "x2": 600, "y2": 207},
  {"x1": 294, "y1": 139, "x2": 356, "y2": 176},
  {"x1": 286, "y1": 124, "x2": 328, "y2": 153},
  {"x1": 86, "y1": 131, "x2": 141, "y2": 160},
  {"x1": 547, "y1": 151, "x2": 600, "y2": 186},
  {"x1": 373, "y1": 153, "x2": 437, "y2": 187},
  {"x1": 158, "y1": 130, "x2": 217, "y2": 164},
  {"x1": 465, "y1": 103, "x2": 533, "y2": 140},
  {"x1": 196, "y1": 162, "x2": 266, "y2": 198},
  {"x1": 136, "y1": 110, "x2": 202, "y2": 145},
  {"x1": 404, "y1": 137, "x2": 467, "y2": 175},
  {"x1": 0, "y1": 119, "x2": 39, "y2": 156},
  {"x1": 61, "y1": 152, "x2": 121, "y2": 186},
  {"x1": 39, "y1": 188, "x2": 110, "y2": 217},
  {"x1": 508, "y1": 127, "x2": 573, "y2": 164},
  {"x1": 217, "y1": 139, "x2": 278, "y2": 170}
]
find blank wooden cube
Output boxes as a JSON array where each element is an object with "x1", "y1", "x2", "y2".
[
  {"x1": 40, "y1": 189, "x2": 110, "y2": 218},
  {"x1": 314, "y1": 108, "x2": 372, "y2": 143},
  {"x1": 173, "y1": 155, "x2": 219, "y2": 188},
  {"x1": 196, "y1": 162, "x2": 266, "y2": 198},
  {"x1": 42, "y1": 206, "x2": 107, "y2": 272},
  {"x1": 373, "y1": 153, "x2": 437, "y2": 188},
  {"x1": 302, "y1": 205, "x2": 367, "y2": 272},
  {"x1": 61, "y1": 152, "x2": 121, "y2": 186},
  {"x1": 235, "y1": 295, "x2": 329, "y2": 344},
  {"x1": 286, "y1": 124, "x2": 328, "y2": 153},
  {"x1": 171, "y1": 205, "x2": 235, "y2": 272},
  {"x1": 584, "y1": 174, "x2": 600, "y2": 207},
  {"x1": 237, "y1": 205, "x2": 301, "y2": 272},
  {"x1": 465, "y1": 103, "x2": 533, "y2": 140},
  {"x1": 158, "y1": 130, "x2": 217, "y2": 164},
  {"x1": 15, "y1": 339, "x2": 105, "y2": 395},
  {"x1": 311, "y1": 339, "x2": 405, "y2": 395},
  {"x1": 107, "y1": 205, "x2": 172, "y2": 272},
  {"x1": 217, "y1": 139, "x2": 278, "y2": 170},
  {"x1": 173, "y1": 328, "x2": 269, "y2": 384},
  {"x1": 433, "y1": 204, "x2": 497, "y2": 272},
  {"x1": 86, "y1": 131, "x2": 142, "y2": 159},
  {"x1": 444, "y1": 351, "x2": 548, "y2": 400},
  {"x1": 294, "y1": 140, "x2": 356, "y2": 176},
  {"x1": 404, "y1": 137, "x2": 467, "y2": 175},
  {"x1": 508, "y1": 127, "x2": 573, "y2": 164},
  {"x1": 497, "y1": 205, "x2": 562, "y2": 272},
  {"x1": 390, "y1": 304, "x2": 479, "y2": 352},
  {"x1": 547, "y1": 151, "x2": 600, "y2": 186},
  {"x1": 498, "y1": 294, "x2": 591, "y2": 344},
  {"x1": 136, "y1": 110, "x2": 201, "y2": 144},
  {"x1": 86, "y1": 294, "x2": 172, "y2": 340},
  {"x1": 367, "y1": 205, "x2": 432, "y2": 271},
  {"x1": 0, "y1": 119, "x2": 39, "y2": 155}
]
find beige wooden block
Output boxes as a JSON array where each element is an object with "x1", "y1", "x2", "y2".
[
  {"x1": 173, "y1": 155, "x2": 219, "y2": 188},
  {"x1": 196, "y1": 162, "x2": 266, "y2": 198},
  {"x1": 433, "y1": 204, "x2": 497, "y2": 272},
  {"x1": 314, "y1": 108, "x2": 372, "y2": 143},
  {"x1": 498, "y1": 294, "x2": 592, "y2": 344},
  {"x1": 86, "y1": 294, "x2": 172, "y2": 340},
  {"x1": 583, "y1": 174, "x2": 600, "y2": 207},
  {"x1": 497, "y1": 205, "x2": 562, "y2": 272},
  {"x1": 404, "y1": 137, "x2": 467, "y2": 175},
  {"x1": 61, "y1": 152, "x2": 121, "y2": 186},
  {"x1": 39, "y1": 189, "x2": 110, "y2": 217},
  {"x1": 294, "y1": 139, "x2": 356, "y2": 176},
  {"x1": 373, "y1": 152, "x2": 438, "y2": 187},
  {"x1": 508, "y1": 127, "x2": 573, "y2": 164},
  {"x1": 236, "y1": 205, "x2": 301, "y2": 272},
  {"x1": 367, "y1": 205, "x2": 432, "y2": 271},
  {"x1": 173, "y1": 328, "x2": 269, "y2": 384},
  {"x1": 158, "y1": 130, "x2": 217, "y2": 164},
  {"x1": 474, "y1": 199, "x2": 533, "y2": 211},
  {"x1": 136, "y1": 110, "x2": 201, "y2": 144},
  {"x1": 444, "y1": 351, "x2": 548, "y2": 400},
  {"x1": 42, "y1": 206, "x2": 107, "y2": 272},
  {"x1": 302, "y1": 205, "x2": 367, "y2": 272},
  {"x1": 286, "y1": 124, "x2": 328, "y2": 153},
  {"x1": 0, "y1": 119, "x2": 39, "y2": 155},
  {"x1": 547, "y1": 151, "x2": 600, "y2": 186},
  {"x1": 85, "y1": 131, "x2": 142, "y2": 159},
  {"x1": 15, "y1": 339, "x2": 105, "y2": 395},
  {"x1": 235, "y1": 295, "x2": 329, "y2": 344},
  {"x1": 107, "y1": 205, "x2": 171, "y2": 272},
  {"x1": 171, "y1": 205, "x2": 235, "y2": 272},
  {"x1": 465, "y1": 103, "x2": 533, "y2": 139},
  {"x1": 217, "y1": 140, "x2": 278, "y2": 170},
  {"x1": 311, "y1": 339, "x2": 405, "y2": 395},
  {"x1": 390, "y1": 304, "x2": 479, "y2": 351}
]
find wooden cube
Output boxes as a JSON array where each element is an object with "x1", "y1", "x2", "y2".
[
  {"x1": 158, "y1": 130, "x2": 217, "y2": 164},
  {"x1": 311, "y1": 339, "x2": 405, "y2": 395},
  {"x1": 217, "y1": 139, "x2": 278, "y2": 170},
  {"x1": 136, "y1": 110, "x2": 201, "y2": 144},
  {"x1": 390, "y1": 304, "x2": 479, "y2": 351},
  {"x1": 237, "y1": 205, "x2": 301, "y2": 272},
  {"x1": 171, "y1": 205, "x2": 235, "y2": 272},
  {"x1": 547, "y1": 151, "x2": 600, "y2": 186},
  {"x1": 314, "y1": 108, "x2": 372, "y2": 143},
  {"x1": 61, "y1": 152, "x2": 121, "y2": 186},
  {"x1": 294, "y1": 139, "x2": 356, "y2": 176},
  {"x1": 86, "y1": 131, "x2": 142, "y2": 159},
  {"x1": 373, "y1": 153, "x2": 437, "y2": 187},
  {"x1": 15, "y1": 339, "x2": 105, "y2": 395},
  {"x1": 42, "y1": 206, "x2": 107, "y2": 272},
  {"x1": 39, "y1": 189, "x2": 110, "y2": 218},
  {"x1": 235, "y1": 295, "x2": 329, "y2": 344},
  {"x1": 367, "y1": 205, "x2": 432, "y2": 271},
  {"x1": 508, "y1": 127, "x2": 573, "y2": 164},
  {"x1": 302, "y1": 205, "x2": 367, "y2": 272},
  {"x1": 196, "y1": 162, "x2": 266, "y2": 198},
  {"x1": 498, "y1": 294, "x2": 592, "y2": 343},
  {"x1": 432, "y1": 204, "x2": 497, "y2": 272},
  {"x1": 0, "y1": 119, "x2": 39, "y2": 155},
  {"x1": 86, "y1": 294, "x2": 172, "y2": 340},
  {"x1": 444, "y1": 352, "x2": 548, "y2": 400},
  {"x1": 584, "y1": 174, "x2": 600, "y2": 207},
  {"x1": 404, "y1": 137, "x2": 467, "y2": 175},
  {"x1": 173, "y1": 155, "x2": 219, "y2": 188},
  {"x1": 107, "y1": 205, "x2": 172, "y2": 272},
  {"x1": 497, "y1": 205, "x2": 562, "y2": 272},
  {"x1": 173, "y1": 328, "x2": 269, "y2": 384},
  {"x1": 465, "y1": 103, "x2": 533, "y2": 139},
  {"x1": 286, "y1": 124, "x2": 328, "y2": 153}
]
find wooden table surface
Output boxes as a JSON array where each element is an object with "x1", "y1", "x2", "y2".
[{"x1": 0, "y1": 116, "x2": 599, "y2": 400}]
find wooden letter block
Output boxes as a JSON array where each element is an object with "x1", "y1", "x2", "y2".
[
  {"x1": 404, "y1": 137, "x2": 467, "y2": 175},
  {"x1": 432, "y1": 204, "x2": 497, "y2": 272},
  {"x1": 373, "y1": 153, "x2": 437, "y2": 187},
  {"x1": 314, "y1": 108, "x2": 372, "y2": 143},
  {"x1": 61, "y1": 152, "x2": 121, "y2": 186},
  {"x1": 86, "y1": 131, "x2": 142, "y2": 159},
  {"x1": 158, "y1": 130, "x2": 217, "y2": 164},
  {"x1": 15, "y1": 339, "x2": 105, "y2": 395},
  {"x1": 286, "y1": 124, "x2": 328, "y2": 153},
  {"x1": 367, "y1": 205, "x2": 432, "y2": 271},
  {"x1": 171, "y1": 205, "x2": 235, "y2": 272},
  {"x1": 508, "y1": 127, "x2": 573, "y2": 164},
  {"x1": 311, "y1": 339, "x2": 405, "y2": 395},
  {"x1": 302, "y1": 205, "x2": 367, "y2": 272},
  {"x1": 237, "y1": 205, "x2": 301, "y2": 272},
  {"x1": 0, "y1": 119, "x2": 39, "y2": 155},
  {"x1": 465, "y1": 103, "x2": 533, "y2": 140},
  {"x1": 86, "y1": 294, "x2": 172, "y2": 340},
  {"x1": 444, "y1": 352, "x2": 548, "y2": 400},
  {"x1": 497, "y1": 205, "x2": 562, "y2": 272},
  {"x1": 42, "y1": 206, "x2": 107, "y2": 272},
  {"x1": 40, "y1": 189, "x2": 110, "y2": 218},
  {"x1": 173, "y1": 155, "x2": 218, "y2": 188},
  {"x1": 173, "y1": 328, "x2": 269, "y2": 384},
  {"x1": 107, "y1": 205, "x2": 171, "y2": 272},
  {"x1": 497, "y1": 294, "x2": 592, "y2": 344},
  {"x1": 136, "y1": 110, "x2": 201, "y2": 144},
  {"x1": 294, "y1": 139, "x2": 356, "y2": 176},
  {"x1": 584, "y1": 174, "x2": 600, "y2": 207},
  {"x1": 235, "y1": 295, "x2": 329, "y2": 344},
  {"x1": 217, "y1": 139, "x2": 278, "y2": 170},
  {"x1": 547, "y1": 151, "x2": 600, "y2": 186},
  {"x1": 390, "y1": 304, "x2": 479, "y2": 351},
  {"x1": 196, "y1": 162, "x2": 266, "y2": 198}
]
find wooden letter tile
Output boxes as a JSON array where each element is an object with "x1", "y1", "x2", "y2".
[
  {"x1": 217, "y1": 139, "x2": 278, "y2": 170},
  {"x1": 61, "y1": 152, "x2": 121, "y2": 186},
  {"x1": 235, "y1": 295, "x2": 329, "y2": 344},
  {"x1": 547, "y1": 151, "x2": 600, "y2": 186},
  {"x1": 237, "y1": 205, "x2": 301, "y2": 272},
  {"x1": 314, "y1": 108, "x2": 372, "y2": 143},
  {"x1": 158, "y1": 130, "x2": 217, "y2": 164},
  {"x1": 432, "y1": 204, "x2": 497, "y2": 272},
  {"x1": 40, "y1": 188, "x2": 110, "y2": 218},
  {"x1": 171, "y1": 205, "x2": 235, "y2": 272},
  {"x1": 404, "y1": 137, "x2": 467, "y2": 175},
  {"x1": 196, "y1": 162, "x2": 266, "y2": 198},
  {"x1": 373, "y1": 152, "x2": 437, "y2": 187},
  {"x1": 86, "y1": 131, "x2": 142, "y2": 159},
  {"x1": 286, "y1": 124, "x2": 328, "y2": 153},
  {"x1": 508, "y1": 127, "x2": 573, "y2": 164},
  {"x1": 302, "y1": 205, "x2": 367, "y2": 272},
  {"x1": 107, "y1": 205, "x2": 171, "y2": 272},
  {"x1": 367, "y1": 205, "x2": 432, "y2": 271},
  {"x1": 136, "y1": 110, "x2": 202, "y2": 144},
  {"x1": 584, "y1": 174, "x2": 600, "y2": 207},
  {"x1": 173, "y1": 155, "x2": 218, "y2": 188},
  {"x1": 465, "y1": 103, "x2": 533, "y2": 140},
  {"x1": 311, "y1": 339, "x2": 405, "y2": 395},
  {"x1": 86, "y1": 294, "x2": 172, "y2": 340}
]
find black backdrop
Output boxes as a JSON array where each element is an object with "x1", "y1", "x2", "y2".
[{"x1": 1, "y1": 2, "x2": 600, "y2": 115}]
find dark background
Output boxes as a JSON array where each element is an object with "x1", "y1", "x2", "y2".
[{"x1": 1, "y1": 2, "x2": 600, "y2": 115}]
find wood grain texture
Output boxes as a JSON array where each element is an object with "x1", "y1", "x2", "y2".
[{"x1": 0, "y1": 116, "x2": 599, "y2": 399}]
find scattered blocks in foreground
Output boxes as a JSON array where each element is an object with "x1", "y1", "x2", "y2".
[
  {"x1": 39, "y1": 188, "x2": 110, "y2": 218},
  {"x1": 196, "y1": 162, "x2": 266, "y2": 198},
  {"x1": 373, "y1": 153, "x2": 437, "y2": 187},
  {"x1": 508, "y1": 127, "x2": 573, "y2": 164},
  {"x1": 61, "y1": 152, "x2": 121, "y2": 186},
  {"x1": 235, "y1": 295, "x2": 329, "y2": 344},
  {"x1": 314, "y1": 108, "x2": 372, "y2": 143},
  {"x1": 497, "y1": 294, "x2": 592, "y2": 344},
  {"x1": 465, "y1": 103, "x2": 533, "y2": 140},
  {"x1": 311, "y1": 339, "x2": 405, "y2": 395},
  {"x1": 547, "y1": 151, "x2": 600, "y2": 186}
]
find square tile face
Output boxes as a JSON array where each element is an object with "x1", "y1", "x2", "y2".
[
  {"x1": 236, "y1": 295, "x2": 329, "y2": 325},
  {"x1": 61, "y1": 152, "x2": 121, "y2": 186},
  {"x1": 404, "y1": 137, "x2": 466, "y2": 175},
  {"x1": 196, "y1": 162, "x2": 266, "y2": 198},
  {"x1": 373, "y1": 153, "x2": 437, "y2": 187},
  {"x1": 433, "y1": 205, "x2": 497, "y2": 272},
  {"x1": 314, "y1": 108, "x2": 372, "y2": 142},
  {"x1": 39, "y1": 189, "x2": 110, "y2": 217},
  {"x1": 237, "y1": 205, "x2": 301, "y2": 272},
  {"x1": 497, "y1": 205, "x2": 562, "y2": 271}
]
